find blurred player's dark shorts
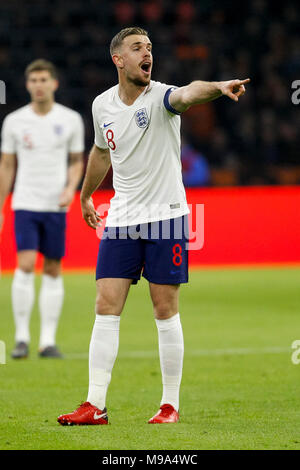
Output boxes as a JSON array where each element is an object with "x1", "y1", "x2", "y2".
[
  {"x1": 96, "y1": 215, "x2": 189, "y2": 285},
  {"x1": 14, "y1": 210, "x2": 66, "y2": 259}
]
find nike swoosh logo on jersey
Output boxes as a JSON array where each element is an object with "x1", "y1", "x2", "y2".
[
  {"x1": 103, "y1": 122, "x2": 113, "y2": 128},
  {"x1": 93, "y1": 411, "x2": 107, "y2": 420}
]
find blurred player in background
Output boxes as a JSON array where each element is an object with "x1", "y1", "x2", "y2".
[
  {"x1": 58, "y1": 27, "x2": 249, "y2": 425},
  {"x1": 0, "y1": 59, "x2": 84, "y2": 359}
]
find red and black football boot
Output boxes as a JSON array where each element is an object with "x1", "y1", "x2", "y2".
[
  {"x1": 57, "y1": 402, "x2": 108, "y2": 426},
  {"x1": 148, "y1": 404, "x2": 179, "y2": 424}
]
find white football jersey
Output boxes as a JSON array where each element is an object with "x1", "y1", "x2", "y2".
[
  {"x1": 92, "y1": 80, "x2": 189, "y2": 227},
  {"x1": 1, "y1": 103, "x2": 84, "y2": 212}
]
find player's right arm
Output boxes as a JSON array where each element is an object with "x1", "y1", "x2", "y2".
[
  {"x1": 80, "y1": 144, "x2": 111, "y2": 229},
  {"x1": 0, "y1": 152, "x2": 16, "y2": 231}
]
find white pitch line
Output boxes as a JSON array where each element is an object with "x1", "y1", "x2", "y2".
[{"x1": 65, "y1": 346, "x2": 290, "y2": 360}]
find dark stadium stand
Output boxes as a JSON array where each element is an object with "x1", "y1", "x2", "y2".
[{"x1": 0, "y1": 0, "x2": 299, "y2": 186}]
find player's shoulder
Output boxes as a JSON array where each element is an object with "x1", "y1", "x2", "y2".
[
  {"x1": 54, "y1": 103, "x2": 82, "y2": 121},
  {"x1": 148, "y1": 80, "x2": 177, "y2": 95},
  {"x1": 92, "y1": 85, "x2": 118, "y2": 111},
  {"x1": 147, "y1": 81, "x2": 180, "y2": 115},
  {"x1": 3, "y1": 104, "x2": 31, "y2": 124},
  {"x1": 146, "y1": 81, "x2": 178, "y2": 106}
]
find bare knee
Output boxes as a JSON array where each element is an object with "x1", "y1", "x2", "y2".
[
  {"x1": 154, "y1": 304, "x2": 178, "y2": 320},
  {"x1": 95, "y1": 279, "x2": 132, "y2": 316},
  {"x1": 150, "y1": 283, "x2": 180, "y2": 320},
  {"x1": 152, "y1": 294, "x2": 179, "y2": 319},
  {"x1": 43, "y1": 258, "x2": 61, "y2": 277},
  {"x1": 17, "y1": 250, "x2": 36, "y2": 273},
  {"x1": 18, "y1": 264, "x2": 34, "y2": 274},
  {"x1": 95, "y1": 290, "x2": 122, "y2": 316}
]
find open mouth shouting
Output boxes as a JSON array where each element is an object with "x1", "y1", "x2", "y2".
[{"x1": 140, "y1": 61, "x2": 152, "y2": 75}]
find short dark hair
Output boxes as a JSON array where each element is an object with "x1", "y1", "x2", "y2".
[
  {"x1": 110, "y1": 27, "x2": 149, "y2": 56},
  {"x1": 25, "y1": 59, "x2": 58, "y2": 79}
]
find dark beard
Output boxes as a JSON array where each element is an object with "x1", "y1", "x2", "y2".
[{"x1": 130, "y1": 75, "x2": 150, "y2": 87}]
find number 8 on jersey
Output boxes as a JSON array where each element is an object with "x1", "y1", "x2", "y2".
[{"x1": 106, "y1": 129, "x2": 116, "y2": 150}]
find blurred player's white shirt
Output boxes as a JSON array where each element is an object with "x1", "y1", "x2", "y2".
[
  {"x1": 92, "y1": 80, "x2": 189, "y2": 227},
  {"x1": 1, "y1": 103, "x2": 84, "y2": 212}
]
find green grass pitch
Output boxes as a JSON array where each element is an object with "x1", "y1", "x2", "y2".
[{"x1": 0, "y1": 267, "x2": 300, "y2": 450}]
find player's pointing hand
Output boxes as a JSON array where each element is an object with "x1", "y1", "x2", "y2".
[
  {"x1": 219, "y1": 78, "x2": 250, "y2": 102},
  {"x1": 81, "y1": 196, "x2": 102, "y2": 229}
]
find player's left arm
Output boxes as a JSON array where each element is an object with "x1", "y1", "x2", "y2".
[
  {"x1": 59, "y1": 152, "x2": 84, "y2": 208},
  {"x1": 169, "y1": 78, "x2": 250, "y2": 113}
]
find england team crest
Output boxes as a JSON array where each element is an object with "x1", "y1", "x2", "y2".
[
  {"x1": 134, "y1": 108, "x2": 149, "y2": 128},
  {"x1": 54, "y1": 124, "x2": 63, "y2": 135}
]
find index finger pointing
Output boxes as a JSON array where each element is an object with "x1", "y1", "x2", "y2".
[{"x1": 239, "y1": 78, "x2": 251, "y2": 85}]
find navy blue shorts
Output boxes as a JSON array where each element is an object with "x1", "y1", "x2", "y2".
[
  {"x1": 96, "y1": 216, "x2": 189, "y2": 285},
  {"x1": 14, "y1": 210, "x2": 66, "y2": 259}
]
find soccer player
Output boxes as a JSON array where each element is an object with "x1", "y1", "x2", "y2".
[
  {"x1": 57, "y1": 27, "x2": 249, "y2": 425},
  {"x1": 0, "y1": 59, "x2": 84, "y2": 359}
]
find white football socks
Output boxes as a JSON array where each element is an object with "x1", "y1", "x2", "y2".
[
  {"x1": 87, "y1": 314, "x2": 120, "y2": 410},
  {"x1": 155, "y1": 313, "x2": 184, "y2": 412},
  {"x1": 39, "y1": 274, "x2": 64, "y2": 349},
  {"x1": 11, "y1": 269, "x2": 35, "y2": 343}
]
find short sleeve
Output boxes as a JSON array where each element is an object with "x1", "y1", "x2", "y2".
[
  {"x1": 1, "y1": 115, "x2": 17, "y2": 154},
  {"x1": 151, "y1": 82, "x2": 181, "y2": 116},
  {"x1": 69, "y1": 113, "x2": 85, "y2": 153},
  {"x1": 92, "y1": 99, "x2": 109, "y2": 150},
  {"x1": 163, "y1": 87, "x2": 181, "y2": 115}
]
